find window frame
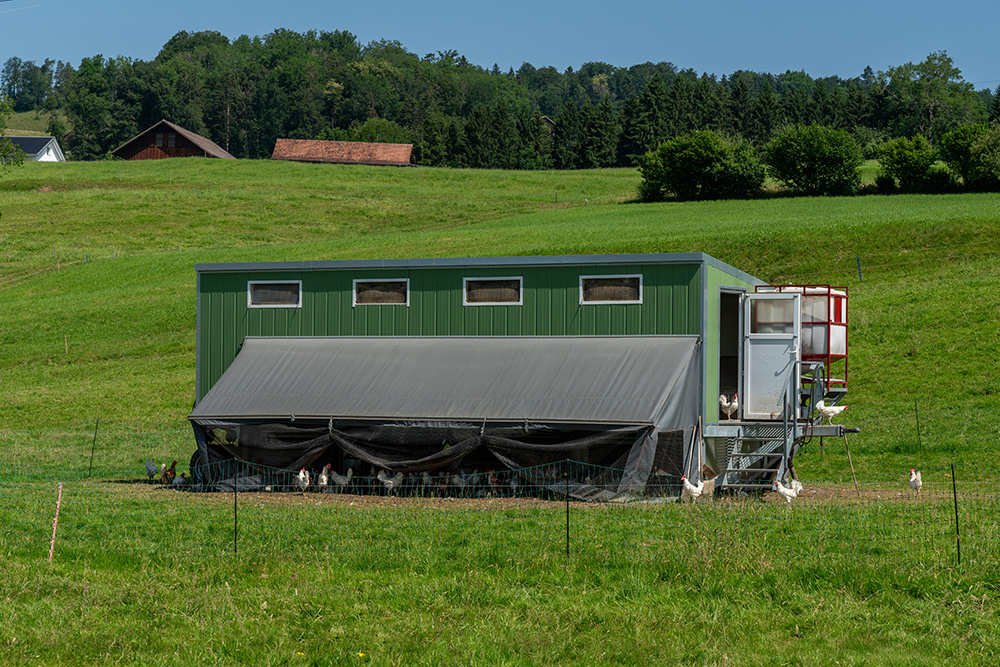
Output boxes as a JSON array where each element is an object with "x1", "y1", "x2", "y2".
[
  {"x1": 247, "y1": 280, "x2": 303, "y2": 309},
  {"x1": 462, "y1": 276, "x2": 524, "y2": 306},
  {"x1": 579, "y1": 273, "x2": 643, "y2": 305},
  {"x1": 352, "y1": 278, "x2": 410, "y2": 307}
]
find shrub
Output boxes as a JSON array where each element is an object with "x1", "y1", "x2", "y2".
[
  {"x1": 939, "y1": 124, "x2": 988, "y2": 187},
  {"x1": 637, "y1": 130, "x2": 764, "y2": 202},
  {"x1": 877, "y1": 135, "x2": 937, "y2": 192},
  {"x1": 763, "y1": 124, "x2": 863, "y2": 196},
  {"x1": 941, "y1": 122, "x2": 1000, "y2": 191},
  {"x1": 852, "y1": 126, "x2": 890, "y2": 160},
  {"x1": 967, "y1": 124, "x2": 1000, "y2": 190},
  {"x1": 874, "y1": 173, "x2": 898, "y2": 194}
]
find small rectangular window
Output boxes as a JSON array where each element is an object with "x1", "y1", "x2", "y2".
[
  {"x1": 580, "y1": 275, "x2": 642, "y2": 304},
  {"x1": 354, "y1": 279, "x2": 409, "y2": 306},
  {"x1": 464, "y1": 277, "x2": 523, "y2": 306},
  {"x1": 155, "y1": 133, "x2": 164, "y2": 148},
  {"x1": 751, "y1": 298, "x2": 794, "y2": 334},
  {"x1": 248, "y1": 281, "x2": 302, "y2": 308},
  {"x1": 167, "y1": 132, "x2": 176, "y2": 148}
]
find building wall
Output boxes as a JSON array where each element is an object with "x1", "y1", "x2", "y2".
[
  {"x1": 117, "y1": 133, "x2": 206, "y2": 160},
  {"x1": 703, "y1": 265, "x2": 758, "y2": 419},
  {"x1": 34, "y1": 144, "x2": 63, "y2": 162},
  {"x1": 196, "y1": 262, "x2": 702, "y2": 401}
]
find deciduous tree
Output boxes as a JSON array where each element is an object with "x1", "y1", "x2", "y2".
[
  {"x1": 0, "y1": 95, "x2": 25, "y2": 167},
  {"x1": 638, "y1": 129, "x2": 763, "y2": 201},
  {"x1": 764, "y1": 124, "x2": 862, "y2": 195}
]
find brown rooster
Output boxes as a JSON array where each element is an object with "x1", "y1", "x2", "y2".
[{"x1": 161, "y1": 460, "x2": 177, "y2": 485}]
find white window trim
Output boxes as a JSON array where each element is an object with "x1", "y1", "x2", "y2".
[
  {"x1": 463, "y1": 276, "x2": 524, "y2": 306},
  {"x1": 353, "y1": 278, "x2": 410, "y2": 307},
  {"x1": 247, "y1": 280, "x2": 302, "y2": 309},
  {"x1": 579, "y1": 274, "x2": 643, "y2": 305}
]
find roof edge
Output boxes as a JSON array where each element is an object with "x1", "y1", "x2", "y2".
[{"x1": 194, "y1": 252, "x2": 759, "y2": 281}]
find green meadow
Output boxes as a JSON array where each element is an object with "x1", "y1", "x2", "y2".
[{"x1": 1, "y1": 159, "x2": 1000, "y2": 665}]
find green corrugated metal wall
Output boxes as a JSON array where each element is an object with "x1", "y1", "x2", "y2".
[
  {"x1": 702, "y1": 264, "x2": 758, "y2": 416},
  {"x1": 196, "y1": 262, "x2": 702, "y2": 401}
]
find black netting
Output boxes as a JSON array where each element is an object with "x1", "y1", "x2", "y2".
[
  {"x1": 190, "y1": 419, "x2": 652, "y2": 499},
  {"x1": 647, "y1": 430, "x2": 686, "y2": 496}
]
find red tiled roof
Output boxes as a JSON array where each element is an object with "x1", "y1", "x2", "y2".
[{"x1": 271, "y1": 138, "x2": 413, "y2": 166}]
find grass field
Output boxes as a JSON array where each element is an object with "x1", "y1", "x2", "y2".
[
  {"x1": 2, "y1": 159, "x2": 1000, "y2": 665},
  {"x1": 6, "y1": 110, "x2": 69, "y2": 137}
]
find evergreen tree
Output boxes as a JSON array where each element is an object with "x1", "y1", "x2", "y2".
[
  {"x1": 620, "y1": 74, "x2": 669, "y2": 163},
  {"x1": 664, "y1": 75, "x2": 696, "y2": 137},
  {"x1": 780, "y1": 84, "x2": 813, "y2": 125},
  {"x1": 844, "y1": 83, "x2": 871, "y2": 129},
  {"x1": 749, "y1": 80, "x2": 781, "y2": 144},
  {"x1": 693, "y1": 74, "x2": 728, "y2": 132},
  {"x1": 582, "y1": 96, "x2": 618, "y2": 167},
  {"x1": 553, "y1": 100, "x2": 583, "y2": 169},
  {"x1": 727, "y1": 75, "x2": 753, "y2": 140},
  {"x1": 517, "y1": 107, "x2": 553, "y2": 169}
]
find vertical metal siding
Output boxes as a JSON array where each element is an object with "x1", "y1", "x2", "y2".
[{"x1": 196, "y1": 262, "x2": 704, "y2": 401}]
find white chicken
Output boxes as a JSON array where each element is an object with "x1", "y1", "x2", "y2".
[
  {"x1": 318, "y1": 464, "x2": 331, "y2": 490},
  {"x1": 452, "y1": 471, "x2": 469, "y2": 496},
  {"x1": 294, "y1": 467, "x2": 310, "y2": 493},
  {"x1": 909, "y1": 469, "x2": 922, "y2": 494},
  {"x1": 719, "y1": 393, "x2": 739, "y2": 421},
  {"x1": 332, "y1": 467, "x2": 353, "y2": 492},
  {"x1": 773, "y1": 479, "x2": 798, "y2": 503},
  {"x1": 377, "y1": 469, "x2": 404, "y2": 495},
  {"x1": 815, "y1": 400, "x2": 849, "y2": 425},
  {"x1": 680, "y1": 475, "x2": 704, "y2": 502}
]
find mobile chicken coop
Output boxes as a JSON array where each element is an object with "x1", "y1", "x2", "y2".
[{"x1": 188, "y1": 253, "x2": 850, "y2": 497}]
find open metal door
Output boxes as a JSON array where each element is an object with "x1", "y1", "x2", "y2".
[{"x1": 742, "y1": 292, "x2": 800, "y2": 421}]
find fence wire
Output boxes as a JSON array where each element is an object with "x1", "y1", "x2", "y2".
[{"x1": 0, "y1": 458, "x2": 995, "y2": 575}]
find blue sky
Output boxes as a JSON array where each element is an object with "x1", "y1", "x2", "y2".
[{"x1": 1, "y1": 0, "x2": 997, "y2": 89}]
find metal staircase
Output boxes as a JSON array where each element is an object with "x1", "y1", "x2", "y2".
[
  {"x1": 718, "y1": 422, "x2": 794, "y2": 489},
  {"x1": 710, "y1": 361, "x2": 850, "y2": 492}
]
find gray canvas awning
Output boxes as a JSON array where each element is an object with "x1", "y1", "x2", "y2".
[
  {"x1": 190, "y1": 336, "x2": 700, "y2": 426},
  {"x1": 188, "y1": 336, "x2": 703, "y2": 494}
]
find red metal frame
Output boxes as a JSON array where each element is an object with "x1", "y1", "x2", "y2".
[{"x1": 756, "y1": 284, "x2": 849, "y2": 386}]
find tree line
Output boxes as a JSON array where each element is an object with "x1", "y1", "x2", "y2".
[
  {"x1": 2, "y1": 29, "x2": 997, "y2": 166},
  {"x1": 639, "y1": 122, "x2": 1000, "y2": 202}
]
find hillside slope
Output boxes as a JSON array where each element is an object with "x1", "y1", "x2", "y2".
[{"x1": 1, "y1": 159, "x2": 998, "y2": 478}]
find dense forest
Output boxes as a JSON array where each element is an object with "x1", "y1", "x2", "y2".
[{"x1": 2, "y1": 29, "x2": 998, "y2": 166}]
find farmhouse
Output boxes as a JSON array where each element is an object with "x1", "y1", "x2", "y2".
[
  {"x1": 270, "y1": 138, "x2": 414, "y2": 166},
  {"x1": 110, "y1": 120, "x2": 236, "y2": 161},
  {"x1": 6, "y1": 135, "x2": 66, "y2": 162},
  {"x1": 189, "y1": 253, "x2": 850, "y2": 496}
]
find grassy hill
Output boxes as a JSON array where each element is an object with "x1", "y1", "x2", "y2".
[
  {"x1": 2, "y1": 159, "x2": 998, "y2": 472},
  {"x1": 1, "y1": 159, "x2": 999, "y2": 665},
  {"x1": 6, "y1": 110, "x2": 68, "y2": 136}
]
